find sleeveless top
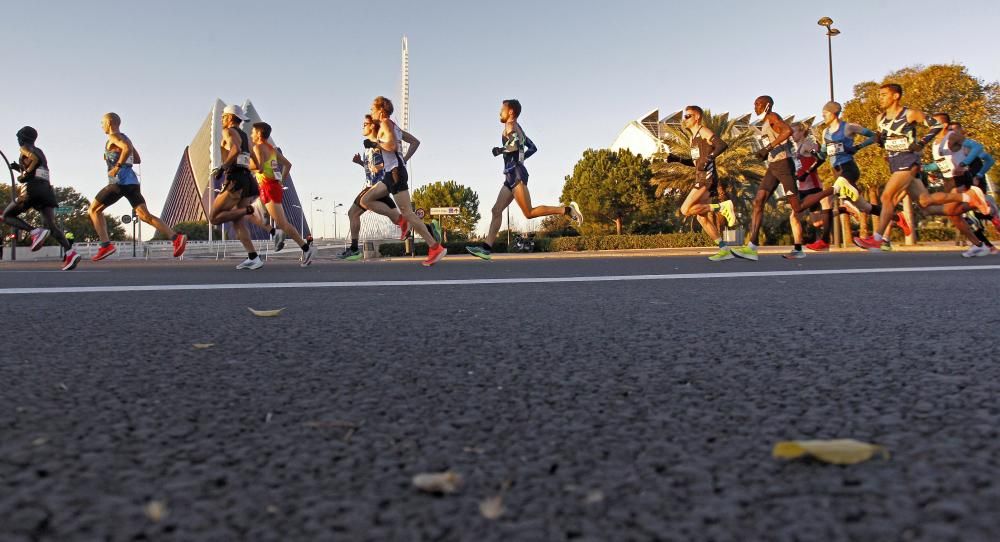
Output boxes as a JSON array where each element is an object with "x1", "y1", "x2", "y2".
[
  {"x1": 931, "y1": 132, "x2": 966, "y2": 179},
  {"x1": 793, "y1": 139, "x2": 821, "y2": 190},
  {"x1": 363, "y1": 141, "x2": 385, "y2": 187},
  {"x1": 757, "y1": 115, "x2": 792, "y2": 162},
  {"x1": 20, "y1": 146, "x2": 51, "y2": 183},
  {"x1": 878, "y1": 107, "x2": 917, "y2": 157},
  {"x1": 255, "y1": 143, "x2": 283, "y2": 183},
  {"x1": 823, "y1": 122, "x2": 857, "y2": 168},
  {"x1": 226, "y1": 129, "x2": 252, "y2": 170},
  {"x1": 379, "y1": 122, "x2": 405, "y2": 173},
  {"x1": 105, "y1": 139, "x2": 139, "y2": 185}
]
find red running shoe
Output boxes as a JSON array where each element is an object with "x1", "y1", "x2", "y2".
[
  {"x1": 62, "y1": 250, "x2": 81, "y2": 271},
  {"x1": 30, "y1": 228, "x2": 50, "y2": 251},
  {"x1": 92, "y1": 244, "x2": 117, "y2": 261},
  {"x1": 422, "y1": 243, "x2": 447, "y2": 267},
  {"x1": 853, "y1": 236, "x2": 882, "y2": 251},
  {"x1": 894, "y1": 212, "x2": 912, "y2": 236},
  {"x1": 172, "y1": 234, "x2": 188, "y2": 257},
  {"x1": 397, "y1": 216, "x2": 410, "y2": 240},
  {"x1": 805, "y1": 239, "x2": 829, "y2": 252},
  {"x1": 991, "y1": 215, "x2": 1000, "y2": 231}
]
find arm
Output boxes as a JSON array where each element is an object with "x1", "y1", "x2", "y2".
[
  {"x1": 846, "y1": 124, "x2": 876, "y2": 151},
  {"x1": 523, "y1": 136, "x2": 538, "y2": 160},
  {"x1": 107, "y1": 133, "x2": 133, "y2": 178},
  {"x1": 276, "y1": 150, "x2": 292, "y2": 179},
  {"x1": 766, "y1": 114, "x2": 792, "y2": 148},
  {"x1": 975, "y1": 152, "x2": 994, "y2": 180},
  {"x1": 960, "y1": 138, "x2": 984, "y2": 166},
  {"x1": 707, "y1": 132, "x2": 727, "y2": 160},
  {"x1": 909, "y1": 110, "x2": 943, "y2": 149},
  {"x1": 220, "y1": 129, "x2": 240, "y2": 167},
  {"x1": 400, "y1": 129, "x2": 420, "y2": 162},
  {"x1": 18, "y1": 148, "x2": 39, "y2": 180}
]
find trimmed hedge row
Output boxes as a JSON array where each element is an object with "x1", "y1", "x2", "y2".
[
  {"x1": 378, "y1": 241, "x2": 509, "y2": 257},
  {"x1": 549, "y1": 233, "x2": 714, "y2": 251}
]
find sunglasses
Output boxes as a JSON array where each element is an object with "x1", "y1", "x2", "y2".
[{"x1": 683, "y1": 114, "x2": 693, "y2": 119}]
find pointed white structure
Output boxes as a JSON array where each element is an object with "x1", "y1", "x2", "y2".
[{"x1": 160, "y1": 99, "x2": 310, "y2": 240}]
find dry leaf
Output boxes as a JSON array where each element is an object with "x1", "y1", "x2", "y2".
[
  {"x1": 585, "y1": 490, "x2": 605, "y2": 504},
  {"x1": 773, "y1": 439, "x2": 889, "y2": 465},
  {"x1": 32, "y1": 437, "x2": 48, "y2": 446},
  {"x1": 412, "y1": 471, "x2": 462, "y2": 494},
  {"x1": 479, "y1": 495, "x2": 504, "y2": 519},
  {"x1": 265, "y1": 412, "x2": 273, "y2": 424},
  {"x1": 192, "y1": 343, "x2": 215, "y2": 349},
  {"x1": 248, "y1": 307, "x2": 285, "y2": 317},
  {"x1": 57, "y1": 383, "x2": 68, "y2": 391},
  {"x1": 144, "y1": 500, "x2": 168, "y2": 522}
]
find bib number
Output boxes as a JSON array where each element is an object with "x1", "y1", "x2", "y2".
[
  {"x1": 236, "y1": 153, "x2": 251, "y2": 168},
  {"x1": 885, "y1": 137, "x2": 909, "y2": 153},
  {"x1": 827, "y1": 143, "x2": 844, "y2": 156},
  {"x1": 690, "y1": 147, "x2": 701, "y2": 160},
  {"x1": 270, "y1": 160, "x2": 283, "y2": 182},
  {"x1": 34, "y1": 167, "x2": 50, "y2": 181},
  {"x1": 936, "y1": 158, "x2": 954, "y2": 176}
]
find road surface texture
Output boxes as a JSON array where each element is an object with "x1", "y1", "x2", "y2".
[{"x1": 2, "y1": 251, "x2": 999, "y2": 541}]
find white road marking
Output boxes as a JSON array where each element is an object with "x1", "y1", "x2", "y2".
[{"x1": 1, "y1": 265, "x2": 998, "y2": 295}]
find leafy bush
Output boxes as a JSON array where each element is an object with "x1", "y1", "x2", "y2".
[
  {"x1": 549, "y1": 233, "x2": 714, "y2": 251},
  {"x1": 379, "y1": 240, "x2": 509, "y2": 257}
]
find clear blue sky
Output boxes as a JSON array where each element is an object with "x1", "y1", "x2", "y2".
[{"x1": 3, "y1": 0, "x2": 998, "y2": 238}]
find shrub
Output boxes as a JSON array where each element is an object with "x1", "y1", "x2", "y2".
[{"x1": 549, "y1": 233, "x2": 713, "y2": 251}]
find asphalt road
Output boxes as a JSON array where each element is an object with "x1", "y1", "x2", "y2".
[{"x1": 2, "y1": 252, "x2": 999, "y2": 541}]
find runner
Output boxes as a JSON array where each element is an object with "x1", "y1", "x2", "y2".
[
  {"x1": 784, "y1": 122, "x2": 828, "y2": 259},
  {"x1": 466, "y1": 99, "x2": 583, "y2": 261},
  {"x1": 731, "y1": 96, "x2": 805, "y2": 261},
  {"x1": 359, "y1": 96, "x2": 446, "y2": 266},
  {"x1": 243, "y1": 122, "x2": 316, "y2": 266},
  {"x1": 89, "y1": 113, "x2": 187, "y2": 261},
  {"x1": 208, "y1": 104, "x2": 263, "y2": 270},
  {"x1": 2, "y1": 127, "x2": 80, "y2": 270},
  {"x1": 666, "y1": 105, "x2": 737, "y2": 261},
  {"x1": 338, "y1": 114, "x2": 404, "y2": 261},
  {"x1": 854, "y1": 84, "x2": 988, "y2": 251}
]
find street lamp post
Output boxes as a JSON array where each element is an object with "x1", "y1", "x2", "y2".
[
  {"x1": 333, "y1": 202, "x2": 343, "y2": 239},
  {"x1": 310, "y1": 195, "x2": 322, "y2": 238},
  {"x1": 290, "y1": 204, "x2": 303, "y2": 234},
  {"x1": 2, "y1": 150, "x2": 16, "y2": 260},
  {"x1": 818, "y1": 17, "x2": 840, "y2": 102},
  {"x1": 818, "y1": 17, "x2": 845, "y2": 247}
]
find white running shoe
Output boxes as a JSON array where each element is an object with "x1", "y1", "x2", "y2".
[
  {"x1": 236, "y1": 256, "x2": 264, "y2": 270},
  {"x1": 569, "y1": 201, "x2": 584, "y2": 226},
  {"x1": 273, "y1": 229, "x2": 286, "y2": 252},
  {"x1": 962, "y1": 244, "x2": 991, "y2": 258},
  {"x1": 300, "y1": 244, "x2": 317, "y2": 267},
  {"x1": 30, "y1": 228, "x2": 50, "y2": 251},
  {"x1": 782, "y1": 249, "x2": 806, "y2": 260}
]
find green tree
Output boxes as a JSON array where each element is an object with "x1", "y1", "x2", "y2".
[
  {"x1": 561, "y1": 149, "x2": 657, "y2": 235},
  {"x1": 1, "y1": 184, "x2": 126, "y2": 245},
  {"x1": 411, "y1": 180, "x2": 481, "y2": 238}
]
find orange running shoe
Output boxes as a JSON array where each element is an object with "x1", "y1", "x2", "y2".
[
  {"x1": 92, "y1": 244, "x2": 117, "y2": 261},
  {"x1": 422, "y1": 243, "x2": 447, "y2": 267},
  {"x1": 397, "y1": 216, "x2": 410, "y2": 240},
  {"x1": 172, "y1": 234, "x2": 188, "y2": 257},
  {"x1": 805, "y1": 239, "x2": 829, "y2": 252},
  {"x1": 893, "y1": 212, "x2": 912, "y2": 236}
]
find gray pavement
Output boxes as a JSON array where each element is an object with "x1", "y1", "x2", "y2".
[{"x1": 1, "y1": 252, "x2": 999, "y2": 541}]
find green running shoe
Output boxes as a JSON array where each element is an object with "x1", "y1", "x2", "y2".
[
  {"x1": 718, "y1": 200, "x2": 737, "y2": 227},
  {"x1": 730, "y1": 245, "x2": 759, "y2": 261},
  {"x1": 466, "y1": 245, "x2": 492, "y2": 260},
  {"x1": 337, "y1": 247, "x2": 363, "y2": 261},
  {"x1": 708, "y1": 247, "x2": 734, "y2": 261},
  {"x1": 880, "y1": 240, "x2": 893, "y2": 252}
]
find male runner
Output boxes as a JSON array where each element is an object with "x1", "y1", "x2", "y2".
[
  {"x1": 2, "y1": 127, "x2": 80, "y2": 270},
  {"x1": 731, "y1": 96, "x2": 804, "y2": 261},
  {"x1": 209, "y1": 105, "x2": 263, "y2": 270},
  {"x1": 359, "y1": 96, "x2": 446, "y2": 266},
  {"x1": 854, "y1": 84, "x2": 988, "y2": 251},
  {"x1": 467, "y1": 99, "x2": 583, "y2": 260},
  {"x1": 89, "y1": 113, "x2": 187, "y2": 261},
  {"x1": 338, "y1": 114, "x2": 404, "y2": 260},
  {"x1": 666, "y1": 105, "x2": 737, "y2": 261},
  {"x1": 244, "y1": 122, "x2": 316, "y2": 266},
  {"x1": 784, "y1": 122, "x2": 827, "y2": 259}
]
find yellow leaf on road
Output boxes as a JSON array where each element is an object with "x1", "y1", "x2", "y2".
[
  {"x1": 773, "y1": 439, "x2": 889, "y2": 465},
  {"x1": 192, "y1": 343, "x2": 215, "y2": 349},
  {"x1": 412, "y1": 471, "x2": 462, "y2": 494},
  {"x1": 479, "y1": 495, "x2": 504, "y2": 520},
  {"x1": 248, "y1": 308, "x2": 285, "y2": 317}
]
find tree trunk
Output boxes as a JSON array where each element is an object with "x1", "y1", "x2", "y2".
[{"x1": 614, "y1": 217, "x2": 623, "y2": 235}]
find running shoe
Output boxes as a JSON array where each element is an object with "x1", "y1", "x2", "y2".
[
  {"x1": 336, "y1": 247, "x2": 362, "y2": 261},
  {"x1": 990, "y1": 246, "x2": 1000, "y2": 255},
  {"x1": 894, "y1": 212, "x2": 912, "y2": 237},
  {"x1": 273, "y1": 229, "x2": 286, "y2": 252},
  {"x1": 569, "y1": 201, "x2": 584, "y2": 226},
  {"x1": 840, "y1": 200, "x2": 861, "y2": 220},
  {"x1": 429, "y1": 221, "x2": 442, "y2": 244},
  {"x1": 962, "y1": 244, "x2": 991, "y2": 258},
  {"x1": 172, "y1": 233, "x2": 188, "y2": 257},
  {"x1": 301, "y1": 244, "x2": 317, "y2": 267},
  {"x1": 92, "y1": 243, "x2": 117, "y2": 261},
  {"x1": 718, "y1": 200, "x2": 737, "y2": 228},
  {"x1": 397, "y1": 216, "x2": 410, "y2": 240},
  {"x1": 466, "y1": 245, "x2": 492, "y2": 261},
  {"x1": 236, "y1": 256, "x2": 263, "y2": 270},
  {"x1": 805, "y1": 239, "x2": 830, "y2": 252},
  {"x1": 730, "y1": 245, "x2": 758, "y2": 261},
  {"x1": 423, "y1": 243, "x2": 447, "y2": 267},
  {"x1": 782, "y1": 249, "x2": 806, "y2": 260},
  {"x1": 880, "y1": 239, "x2": 893, "y2": 252},
  {"x1": 965, "y1": 186, "x2": 991, "y2": 215},
  {"x1": 708, "y1": 247, "x2": 734, "y2": 261},
  {"x1": 61, "y1": 250, "x2": 81, "y2": 271},
  {"x1": 853, "y1": 236, "x2": 882, "y2": 251},
  {"x1": 832, "y1": 177, "x2": 859, "y2": 200},
  {"x1": 30, "y1": 228, "x2": 49, "y2": 251}
]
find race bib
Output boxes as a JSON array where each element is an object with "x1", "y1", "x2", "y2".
[
  {"x1": 826, "y1": 143, "x2": 844, "y2": 156},
  {"x1": 690, "y1": 147, "x2": 701, "y2": 160},
  {"x1": 33, "y1": 167, "x2": 50, "y2": 181},
  {"x1": 270, "y1": 159, "x2": 283, "y2": 182},
  {"x1": 936, "y1": 158, "x2": 954, "y2": 176},
  {"x1": 236, "y1": 153, "x2": 252, "y2": 168},
  {"x1": 758, "y1": 135, "x2": 770, "y2": 149},
  {"x1": 885, "y1": 137, "x2": 909, "y2": 153}
]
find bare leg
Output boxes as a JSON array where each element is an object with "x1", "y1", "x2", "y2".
[
  {"x1": 681, "y1": 187, "x2": 720, "y2": 240},
  {"x1": 485, "y1": 187, "x2": 515, "y2": 246},
  {"x1": 135, "y1": 204, "x2": 176, "y2": 239},
  {"x1": 875, "y1": 171, "x2": 914, "y2": 236},
  {"x1": 512, "y1": 183, "x2": 565, "y2": 218},
  {"x1": 392, "y1": 190, "x2": 438, "y2": 246},
  {"x1": 790, "y1": 211, "x2": 804, "y2": 245},
  {"x1": 210, "y1": 191, "x2": 250, "y2": 225},
  {"x1": 348, "y1": 204, "x2": 364, "y2": 241},
  {"x1": 266, "y1": 202, "x2": 306, "y2": 247},
  {"x1": 359, "y1": 183, "x2": 403, "y2": 221},
  {"x1": 88, "y1": 200, "x2": 111, "y2": 243}
]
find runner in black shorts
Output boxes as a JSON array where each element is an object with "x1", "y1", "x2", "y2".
[
  {"x1": 2, "y1": 127, "x2": 80, "y2": 270},
  {"x1": 209, "y1": 105, "x2": 263, "y2": 270},
  {"x1": 784, "y1": 122, "x2": 828, "y2": 259},
  {"x1": 732, "y1": 96, "x2": 803, "y2": 261},
  {"x1": 89, "y1": 113, "x2": 187, "y2": 261}
]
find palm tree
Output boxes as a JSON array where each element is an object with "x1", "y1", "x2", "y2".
[{"x1": 651, "y1": 110, "x2": 765, "y2": 229}]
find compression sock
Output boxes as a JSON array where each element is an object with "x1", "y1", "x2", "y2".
[
  {"x1": 717, "y1": 239, "x2": 726, "y2": 248},
  {"x1": 248, "y1": 252, "x2": 258, "y2": 260},
  {"x1": 483, "y1": 243, "x2": 492, "y2": 252},
  {"x1": 100, "y1": 241, "x2": 110, "y2": 248},
  {"x1": 351, "y1": 239, "x2": 359, "y2": 251},
  {"x1": 975, "y1": 230, "x2": 993, "y2": 247},
  {"x1": 269, "y1": 227, "x2": 276, "y2": 236},
  {"x1": 821, "y1": 210, "x2": 833, "y2": 242}
]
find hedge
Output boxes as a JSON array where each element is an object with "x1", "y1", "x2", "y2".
[
  {"x1": 549, "y1": 233, "x2": 714, "y2": 251},
  {"x1": 379, "y1": 240, "x2": 510, "y2": 257}
]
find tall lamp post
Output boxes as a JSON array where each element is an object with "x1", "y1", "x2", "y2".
[
  {"x1": 290, "y1": 204, "x2": 303, "y2": 234},
  {"x1": 332, "y1": 202, "x2": 343, "y2": 239},
  {"x1": 310, "y1": 195, "x2": 322, "y2": 238},
  {"x1": 818, "y1": 16, "x2": 844, "y2": 246},
  {"x1": 2, "y1": 150, "x2": 16, "y2": 260}
]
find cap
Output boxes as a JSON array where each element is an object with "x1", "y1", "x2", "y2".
[{"x1": 222, "y1": 104, "x2": 248, "y2": 121}]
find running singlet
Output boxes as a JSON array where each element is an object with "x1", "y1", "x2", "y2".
[
  {"x1": 379, "y1": 123, "x2": 405, "y2": 173},
  {"x1": 227, "y1": 130, "x2": 253, "y2": 171},
  {"x1": 689, "y1": 130, "x2": 714, "y2": 171},
  {"x1": 823, "y1": 122, "x2": 857, "y2": 168},
  {"x1": 757, "y1": 117, "x2": 792, "y2": 162},
  {"x1": 793, "y1": 140, "x2": 821, "y2": 191},
  {"x1": 931, "y1": 132, "x2": 967, "y2": 179},
  {"x1": 500, "y1": 123, "x2": 537, "y2": 173},
  {"x1": 255, "y1": 144, "x2": 283, "y2": 183},
  {"x1": 878, "y1": 108, "x2": 917, "y2": 156},
  {"x1": 105, "y1": 143, "x2": 138, "y2": 185},
  {"x1": 19, "y1": 146, "x2": 51, "y2": 183},
  {"x1": 363, "y1": 143, "x2": 385, "y2": 187}
]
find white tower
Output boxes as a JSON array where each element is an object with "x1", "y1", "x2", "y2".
[{"x1": 400, "y1": 36, "x2": 411, "y2": 154}]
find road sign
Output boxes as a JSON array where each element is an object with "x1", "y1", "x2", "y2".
[
  {"x1": 430, "y1": 207, "x2": 461, "y2": 216},
  {"x1": 121, "y1": 215, "x2": 132, "y2": 224},
  {"x1": 415, "y1": 208, "x2": 426, "y2": 219},
  {"x1": 55, "y1": 206, "x2": 73, "y2": 216}
]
